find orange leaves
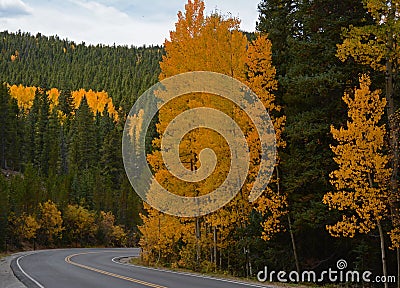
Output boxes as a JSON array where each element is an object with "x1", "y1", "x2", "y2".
[
  {"x1": 38, "y1": 200, "x2": 64, "y2": 243},
  {"x1": 71, "y1": 89, "x2": 118, "y2": 118},
  {"x1": 323, "y1": 74, "x2": 390, "y2": 237},
  {"x1": 246, "y1": 35, "x2": 287, "y2": 241},
  {"x1": 10, "y1": 50, "x2": 19, "y2": 62},
  {"x1": 7, "y1": 84, "x2": 118, "y2": 119},
  {"x1": 255, "y1": 187, "x2": 288, "y2": 241},
  {"x1": 140, "y1": 0, "x2": 285, "y2": 269},
  {"x1": 160, "y1": 0, "x2": 247, "y2": 79},
  {"x1": 8, "y1": 84, "x2": 37, "y2": 111}
]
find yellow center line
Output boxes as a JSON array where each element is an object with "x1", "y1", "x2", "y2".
[{"x1": 65, "y1": 252, "x2": 167, "y2": 288}]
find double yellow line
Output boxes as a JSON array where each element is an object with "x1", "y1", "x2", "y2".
[{"x1": 65, "y1": 252, "x2": 167, "y2": 288}]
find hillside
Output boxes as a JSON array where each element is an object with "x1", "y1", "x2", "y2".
[{"x1": 0, "y1": 30, "x2": 163, "y2": 111}]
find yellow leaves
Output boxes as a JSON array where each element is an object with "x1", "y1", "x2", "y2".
[
  {"x1": 324, "y1": 75, "x2": 390, "y2": 238},
  {"x1": 138, "y1": 208, "x2": 186, "y2": 264},
  {"x1": 98, "y1": 211, "x2": 127, "y2": 247},
  {"x1": 389, "y1": 226, "x2": 400, "y2": 249},
  {"x1": 64, "y1": 204, "x2": 97, "y2": 240},
  {"x1": 140, "y1": 1, "x2": 285, "y2": 268},
  {"x1": 160, "y1": 0, "x2": 247, "y2": 79},
  {"x1": 39, "y1": 200, "x2": 64, "y2": 243},
  {"x1": 7, "y1": 84, "x2": 118, "y2": 119},
  {"x1": 10, "y1": 50, "x2": 19, "y2": 62},
  {"x1": 47, "y1": 87, "x2": 60, "y2": 110},
  {"x1": 71, "y1": 89, "x2": 118, "y2": 118},
  {"x1": 256, "y1": 189, "x2": 288, "y2": 241},
  {"x1": 18, "y1": 213, "x2": 40, "y2": 241},
  {"x1": 337, "y1": 26, "x2": 386, "y2": 71},
  {"x1": 110, "y1": 225, "x2": 127, "y2": 247},
  {"x1": 246, "y1": 34, "x2": 285, "y2": 150},
  {"x1": 337, "y1": 0, "x2": 400, "y2": 72},
  {"x1": 246, "y1": 34, "x2": 287, "y2": 240},
  {"x1": 326, "y1": 215, "x2": 357, "y2": 238},
  {"x1": 8, "y1": 84, "x2": 37, "y2": 111}
]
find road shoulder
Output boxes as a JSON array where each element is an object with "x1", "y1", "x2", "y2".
[{"x1": 1, "y1": 252, "x2": 27, "y2": 288}]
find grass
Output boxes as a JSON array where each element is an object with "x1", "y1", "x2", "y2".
[{"x1": 0, "y1": 253, "x2": 10, "y2": 259}]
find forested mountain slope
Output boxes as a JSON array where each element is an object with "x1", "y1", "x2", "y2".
[{"x1": 0, "y1": 30, "x2": 162, "y2": 111}]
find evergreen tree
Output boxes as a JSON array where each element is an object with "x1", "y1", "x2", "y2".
[
  {"x1": 68, "y1": 96, "x2": 97, "y2": 171},
  {"x1": 33, "y1": 90, "x2": 50, "y2": 175},
  {"x1": 0, "y1": 83, "x2": 20, "y2": 170},
  {"x1": 0, "y1": 83, "x2": 10, "y2": 169},
  {"x1": 0, "y1": 174, "x2": 8, "y2": 250}
]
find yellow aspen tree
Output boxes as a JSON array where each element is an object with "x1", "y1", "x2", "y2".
[
  {"x1": 8, "y1": 84, "x2": 37, "y2": 111},
  {"x1": 38, "y1": 200, "x2": 64, "y2": 244},
  {"x1": 7, "y1": 84, "x2": 117, "y2": 119},
  {"x1": 110, "y1": 225, "x2": 127, "y2": 247},
  {"x1": 63, "y1": 204, "x2": 97, "y2": 246},
  {"x1": 71, "y1": 89, "x2": 117, "y2": 119},
  {"x1": 323, "y1": 75, "x2": 391, "y2": 285},
  {"x1": 337, "y1": 0, "x2": 400, "y2": 254},
  {"x1": 18, "y1": 213, "x2": 40, "y2": 249},
  {"x1": 98, "y1": 210, "x2": 126, "y2": 246},
  {"x1": 245, "y1": 34, "x2": 287, "y2": 241},
  {"x1": 140, "y1": 0, "x2": 252, "y2": 269},
  {"x1": 139, "y1": 207, "x2": 186, "y2": 265},
  {"x1": 46, "y1": 88, "x2": 60, "y2": 110}
]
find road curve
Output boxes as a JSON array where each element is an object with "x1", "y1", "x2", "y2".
[{"x1": 11, "y1": 248, "x2": 270, "y2": 288}]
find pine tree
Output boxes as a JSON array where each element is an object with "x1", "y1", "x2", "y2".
[
  {"x1": 0, "y1": 175, "x2": 9, "y2": 250},
  {"x1": 33, "y1": 89, "x2": 50, "y2": 175},
  {"x1": 68, "y1": 96, "x2": 97, "y2": 171},
  {"x1": 0, "y1": 83, "x2": 10, "y2": 169}
]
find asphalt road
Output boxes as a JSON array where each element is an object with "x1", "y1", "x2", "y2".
[{"x1": 11, "y1": 248, "x2": 270, "y2": 288}]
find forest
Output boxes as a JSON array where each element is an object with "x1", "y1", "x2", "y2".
[{"x1": 1, "y1": 0, "x2": 400, "y2": 286}]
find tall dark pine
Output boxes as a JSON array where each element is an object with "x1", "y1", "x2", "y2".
[
  {"x1": 58, "y1": 89, "x2": 74, "y2": 118},
  {"x1": 46, "y1": 109, "x2": 61, "y2": 175},
  {"x1": 0, "y1": 84, "x2": 10, "y2": 170},
  {"x1": 0, "y1": 83, "x2": 20, "y2": 170},
  {"x1": 33, "y1": 90, "x2": 50, "y2": 175},
  {"x1": 68, "y1": 96, "x2": 97, "y2": 171}
]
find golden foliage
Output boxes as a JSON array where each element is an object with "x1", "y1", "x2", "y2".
[
  {"x1": 18, "y1": 213, "x2": 40, "y2": 241},
  {"x1": 8, "y1": 84, "x2": 37, "y2": 111},
  {"x1": 98, "y1": 211, "x2": 127, "y2": 247},
  {"x1": 63, "y1": 204, "x2": 97, "y2": 243},
  {"x1": 246, "y1": 34, "x2": 287, "y2": 241},
  {"x1": 7, "y1": 84, "x2": 118, "y2": 119},
  {"x1": 139, "y1": 0, "x2": 285, "y2": 267},
  {"x1": 38, "y1": 200, "x2": 64, "y2": 243},
  {"x1": 323, "y1": 75, "x2": 391, "y2": 237},
  {"x1": 336, "y1": 0, "x2": 400, "y2": 71},
  {"x1": 71, "y1": 88, "x2": 118, "y2": 118}
]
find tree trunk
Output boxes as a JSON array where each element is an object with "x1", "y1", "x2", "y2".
[
  {"x1": 288, "y1": 214, "x2": 300, "y2": 274},
  {"x1": 196, "y1": 217, "x2": 200, "y2": 267},
  {"x1": 277, "y1": 166, "x2": 300, "y2": 274},
  {"x1": 397, "y1": 248, "x2": 400, "y2": 288},
  {"x1": 385, "y1": 8, "x2": 400, "y2": 284},
  {"x1": 377, "y1": 221, "x2": 389, "y2": 288},
  {"x1": 213, "y1": 226, "x2": 217, "y2": 270}
]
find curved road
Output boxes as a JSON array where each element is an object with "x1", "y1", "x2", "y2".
[{"x1": 11, "y1": 248, "x2": 269, "y2": 288}]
